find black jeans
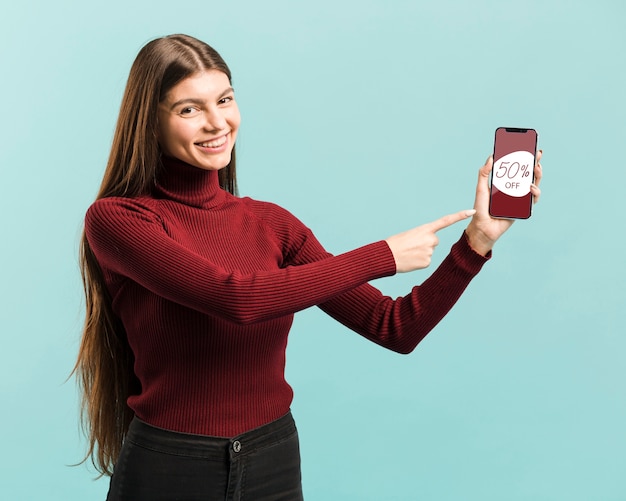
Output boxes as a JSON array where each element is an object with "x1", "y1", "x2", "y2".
[{"x1": 106, "y1": 412, "x2": 303, "y2": 501}]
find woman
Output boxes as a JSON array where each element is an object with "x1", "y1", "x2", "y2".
[{"x1": 75, "y1": 34, "x2": 542, "y2": 500}]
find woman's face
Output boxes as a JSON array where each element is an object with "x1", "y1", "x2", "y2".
[{"x1": 157, "y1": 70, "x2": 240, "y2": 171}]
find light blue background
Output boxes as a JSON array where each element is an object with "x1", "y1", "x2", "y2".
[{"x1": 1, "y1": 0, "x2": 624, "y2": 499}]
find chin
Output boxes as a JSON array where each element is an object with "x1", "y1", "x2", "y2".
[
  {"x1": 199, "y1": 161, "x2": 230, "y2": 171},
  {"x1": 187, "y1": 155, "x2": 231, "y2": 171}
]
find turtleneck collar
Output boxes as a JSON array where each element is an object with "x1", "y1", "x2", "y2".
[{"x1": 153, "y1": 156, "x2": 228, "y2": 209}]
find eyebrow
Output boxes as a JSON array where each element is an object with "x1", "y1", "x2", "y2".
[{"x1": 168, "y1": 87, "x2": 235, "y2": 110}]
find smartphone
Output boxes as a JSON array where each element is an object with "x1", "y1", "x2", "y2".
[{"x1": 489, "y1": 127, "x2": 538, "y2": 219}]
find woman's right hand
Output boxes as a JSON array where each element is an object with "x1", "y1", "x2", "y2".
[{"x1": 385, "y1": 209, "x2": 476, "y2": 273}]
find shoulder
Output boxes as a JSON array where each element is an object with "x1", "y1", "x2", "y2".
[
  {"x1": 239, "y1": 196, "x2": 303, "y2": 225},
  {"x1": 238, "y1": 196, "x2": 323, "y2": 261},
  {"x1": 240, "y1": 196, "x2": 290, "y2": 217},
  {"x1": 85, "y1": 196, "x2": 163, "y2": 235},
  {"x1": 87, "y1": 195, "x2": 160, "y2": 218},
  {"x1": 240, "y1": 197, "x2": 311, "y2": 235}
]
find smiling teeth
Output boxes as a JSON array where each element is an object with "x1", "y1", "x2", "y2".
[{"x1": 198, "y1": 137, "x2": 227, "y2": 148}]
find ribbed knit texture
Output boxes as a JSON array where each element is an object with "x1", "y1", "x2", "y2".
[{"x1": 85, "y1": 157, "x2": 489, "y2": 437}]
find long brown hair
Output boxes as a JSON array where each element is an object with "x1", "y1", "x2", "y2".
[{"x1": 74, "y1": 34, "x2": 237, "y2": 476}]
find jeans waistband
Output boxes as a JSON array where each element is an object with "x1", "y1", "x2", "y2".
[{"x1": 126, "y1": 411, "x2": 296, "y2": 460}]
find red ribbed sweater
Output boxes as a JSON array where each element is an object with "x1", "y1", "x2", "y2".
[{"x1": 85, "y1": 157, "x2": 489, "y2": 437}]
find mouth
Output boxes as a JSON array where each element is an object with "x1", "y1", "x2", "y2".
[{"x1": 195, "y1": 133, "x2": 229, "y2": 149}]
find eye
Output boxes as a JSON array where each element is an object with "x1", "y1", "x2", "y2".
[
  {"x1": 178, "y1": 106, "x2": 201, "y2": 117},
  {"x1": 218, "y1": 95, "x2": 234, "y2": 105}
]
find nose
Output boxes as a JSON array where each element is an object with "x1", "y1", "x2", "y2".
[{"x1": 203, "y1": 107, "x2": 227, "y2": 132}]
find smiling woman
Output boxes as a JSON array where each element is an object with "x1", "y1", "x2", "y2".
[{"x1": 73, "y1": 33, "x2": 541, "y2": 501}]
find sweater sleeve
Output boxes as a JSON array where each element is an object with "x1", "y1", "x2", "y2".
[
  {"x1": 85, "y1": 197, "x2": 397, "y2": 325},
  {"x1": 318, "y1": 234, "x2": 489, "y2": 353},
  {"x1": 272, "y1": 207, "x2": 490, "y2": 354}
]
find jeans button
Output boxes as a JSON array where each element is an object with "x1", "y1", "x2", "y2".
[{"x1": 233, "y1": 440, "x2": 242, "y2": 453}]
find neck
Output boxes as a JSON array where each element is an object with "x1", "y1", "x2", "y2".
[{"x1": 153, "y1": 156, "x2": 227, "y2": 209}]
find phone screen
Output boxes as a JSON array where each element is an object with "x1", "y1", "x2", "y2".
[{"x1": 489, "y1": 127, "x2": 538, "y2": 219}]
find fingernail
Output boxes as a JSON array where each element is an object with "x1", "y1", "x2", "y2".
[{"x1": 465, "y1": 209, "x2": 477, "y2": 217}]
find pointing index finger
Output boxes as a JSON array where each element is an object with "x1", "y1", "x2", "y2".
[{"x1": 428, "y1": 209, "x2": 476, "y2": 232}]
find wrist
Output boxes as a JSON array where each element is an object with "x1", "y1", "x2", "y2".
[{"x1": 464, "y1": 225, "x2": 495, "y2": 257}]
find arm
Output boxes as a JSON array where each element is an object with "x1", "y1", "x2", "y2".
[
  {"x1": 85, "y1": 197, "x2": 397, "y2": 325},
  {"x1": 317, "y1": 233, "x2": 487, "y2": 353},
  {"x1": 285, "y1": 224, "x2": 487, "y2": 353},
  {"x1": 269, "y1": 203, "x2": 486, "y2": 353},
  {"x1": 286, "y1": 153, "x2": 544, "y2": 352}
]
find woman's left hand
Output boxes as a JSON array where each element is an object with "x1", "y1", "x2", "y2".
[{"x1": 465, "y1": 150, "x2": 543, "y2": 256}]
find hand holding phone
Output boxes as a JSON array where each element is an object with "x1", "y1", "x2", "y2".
[
  {"x1": 489, "y1": 127, "x2": 538, "y2": 219},
  {"x1": 466, "y1": 147, "x2": 542, "y2": 256}
]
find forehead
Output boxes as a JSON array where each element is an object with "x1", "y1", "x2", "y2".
[{"x1": 163, "y1": 70, "x2": 231, "y2": 102}]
